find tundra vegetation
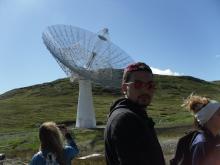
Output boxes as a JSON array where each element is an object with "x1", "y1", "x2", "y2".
[{"x1": 0, "y1": 75, "x2": 220, "y2": 164}]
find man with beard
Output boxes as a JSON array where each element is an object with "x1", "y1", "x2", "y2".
[{"x1": 104, "y1": 62, "x2": 165, "y2": 165}]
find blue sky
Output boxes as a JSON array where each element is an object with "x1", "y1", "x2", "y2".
[{"x1": 0, "y1": 0, "x2": 220, "y2": 94}]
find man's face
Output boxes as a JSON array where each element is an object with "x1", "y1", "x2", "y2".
[{"x1": 122, "y1": 71, "x2": 155, "y2": 107}]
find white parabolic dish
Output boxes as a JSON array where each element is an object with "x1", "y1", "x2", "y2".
[{"x1": 42, "y1": 25, "x2": 134, "y2": 128}]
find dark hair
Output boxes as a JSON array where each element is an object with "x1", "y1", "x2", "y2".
[
  {"x1": 57, "y1": 124, "x2": 66, "y2": 130},
  {"x1": 122, "y1": 62, "x2": 153, "y2": 83}
]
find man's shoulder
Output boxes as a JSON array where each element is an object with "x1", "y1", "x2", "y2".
[
  {"x1": 107, "y1": 98, "x2": 147, "y2": 128},
  {"x1": 109, "y1": 98, "x2": 135, "y2": 117},
  {"x1": 109, "y1": 107, "x2": 136, "y2": 120},
  {"x1": 107, "y1": 107, "x2": 142, "y2": 131}
]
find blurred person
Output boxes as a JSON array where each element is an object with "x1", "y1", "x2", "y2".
[
  {"x1": 182, "y1": 94, "x2": 220, "y2": 165},
  {"x1": 30, "y1": 122, "x2": 79, "y2": 165},
  {"x1": 104, "y1": 62, "x2": 165, "y2": 165}
]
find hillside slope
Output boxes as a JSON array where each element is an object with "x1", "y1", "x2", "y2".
[
  {"x1": 213, "y1": 80, "x2": 220, "y2": 85},
  {"x1": 0, "y1": 75, "x2": 220, "y2": 133}
]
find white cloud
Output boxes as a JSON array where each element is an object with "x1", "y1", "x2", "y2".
[
  {"x1": 151, "y1": 67, "x2": 181, "y2": 76},
  {"x1": 215, "y1": 55, "x2": 220, "y2": 58}
]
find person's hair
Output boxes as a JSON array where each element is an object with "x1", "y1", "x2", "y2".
[
  {"x1": 57, "y1": 124, "x2": 66, "y2": 130},
  {"x1": 182, "y1": 94, "x2": 210, "y2": 129},
  {"x1": 122, "y1": 62, "x2": 153, "y2": 84},
  {"x1": 39, "y1": 121, "x2": 65, "y2": 165}
]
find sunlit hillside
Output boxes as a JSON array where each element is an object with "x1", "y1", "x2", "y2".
[{"x1": 0, "y1": 74, "x2": 220, "y2": 163}]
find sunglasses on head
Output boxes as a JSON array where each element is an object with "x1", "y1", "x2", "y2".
[{"x1": 126, "y1": 80, "x2": 155, "y2": 89}]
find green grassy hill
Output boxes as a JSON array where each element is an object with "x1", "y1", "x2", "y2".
[
  {"x1": 0, "y1": 75, "x2": 220, "y2": 162},
  {"x1": 0, "y1": 75, "x2": 220, "y2": 133},
  {"x1": 213, "y1": 80, "x2": 220, "y2": 85},
  {"x1": 0, "y1": 78, "x2": 119, "y2": 133}
]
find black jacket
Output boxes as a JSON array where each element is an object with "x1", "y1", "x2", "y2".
[{"x1": 104, "y1": 98, "x2": 165, "y2": 165}]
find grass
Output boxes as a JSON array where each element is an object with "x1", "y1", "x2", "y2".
[
  {"x1": 0, "y1": 126, "x2": 189, "y2": 164},
  {"x1": 0, "y1": 74, "x2": 220, "y2": 163}
]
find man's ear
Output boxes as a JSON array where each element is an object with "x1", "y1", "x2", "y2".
[{"x1": 122, "y1": 83, "x2": 127, "y2": 94}]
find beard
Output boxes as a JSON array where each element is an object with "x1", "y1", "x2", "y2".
[{"x1": 136, "y1": 94, "x2": 152, "y2": 107}]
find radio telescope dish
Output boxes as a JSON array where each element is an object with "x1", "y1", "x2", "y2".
[{"x1": 42, "y1": 25, "x2": 134, "y2": 128}]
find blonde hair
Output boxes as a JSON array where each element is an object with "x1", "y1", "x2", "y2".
[
  {"x1": 182, "y1": 94, "x2": 210, "y2": 114},
  {"x1": 39, "y1": 121, "x2": 65, "y2": 164}
]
